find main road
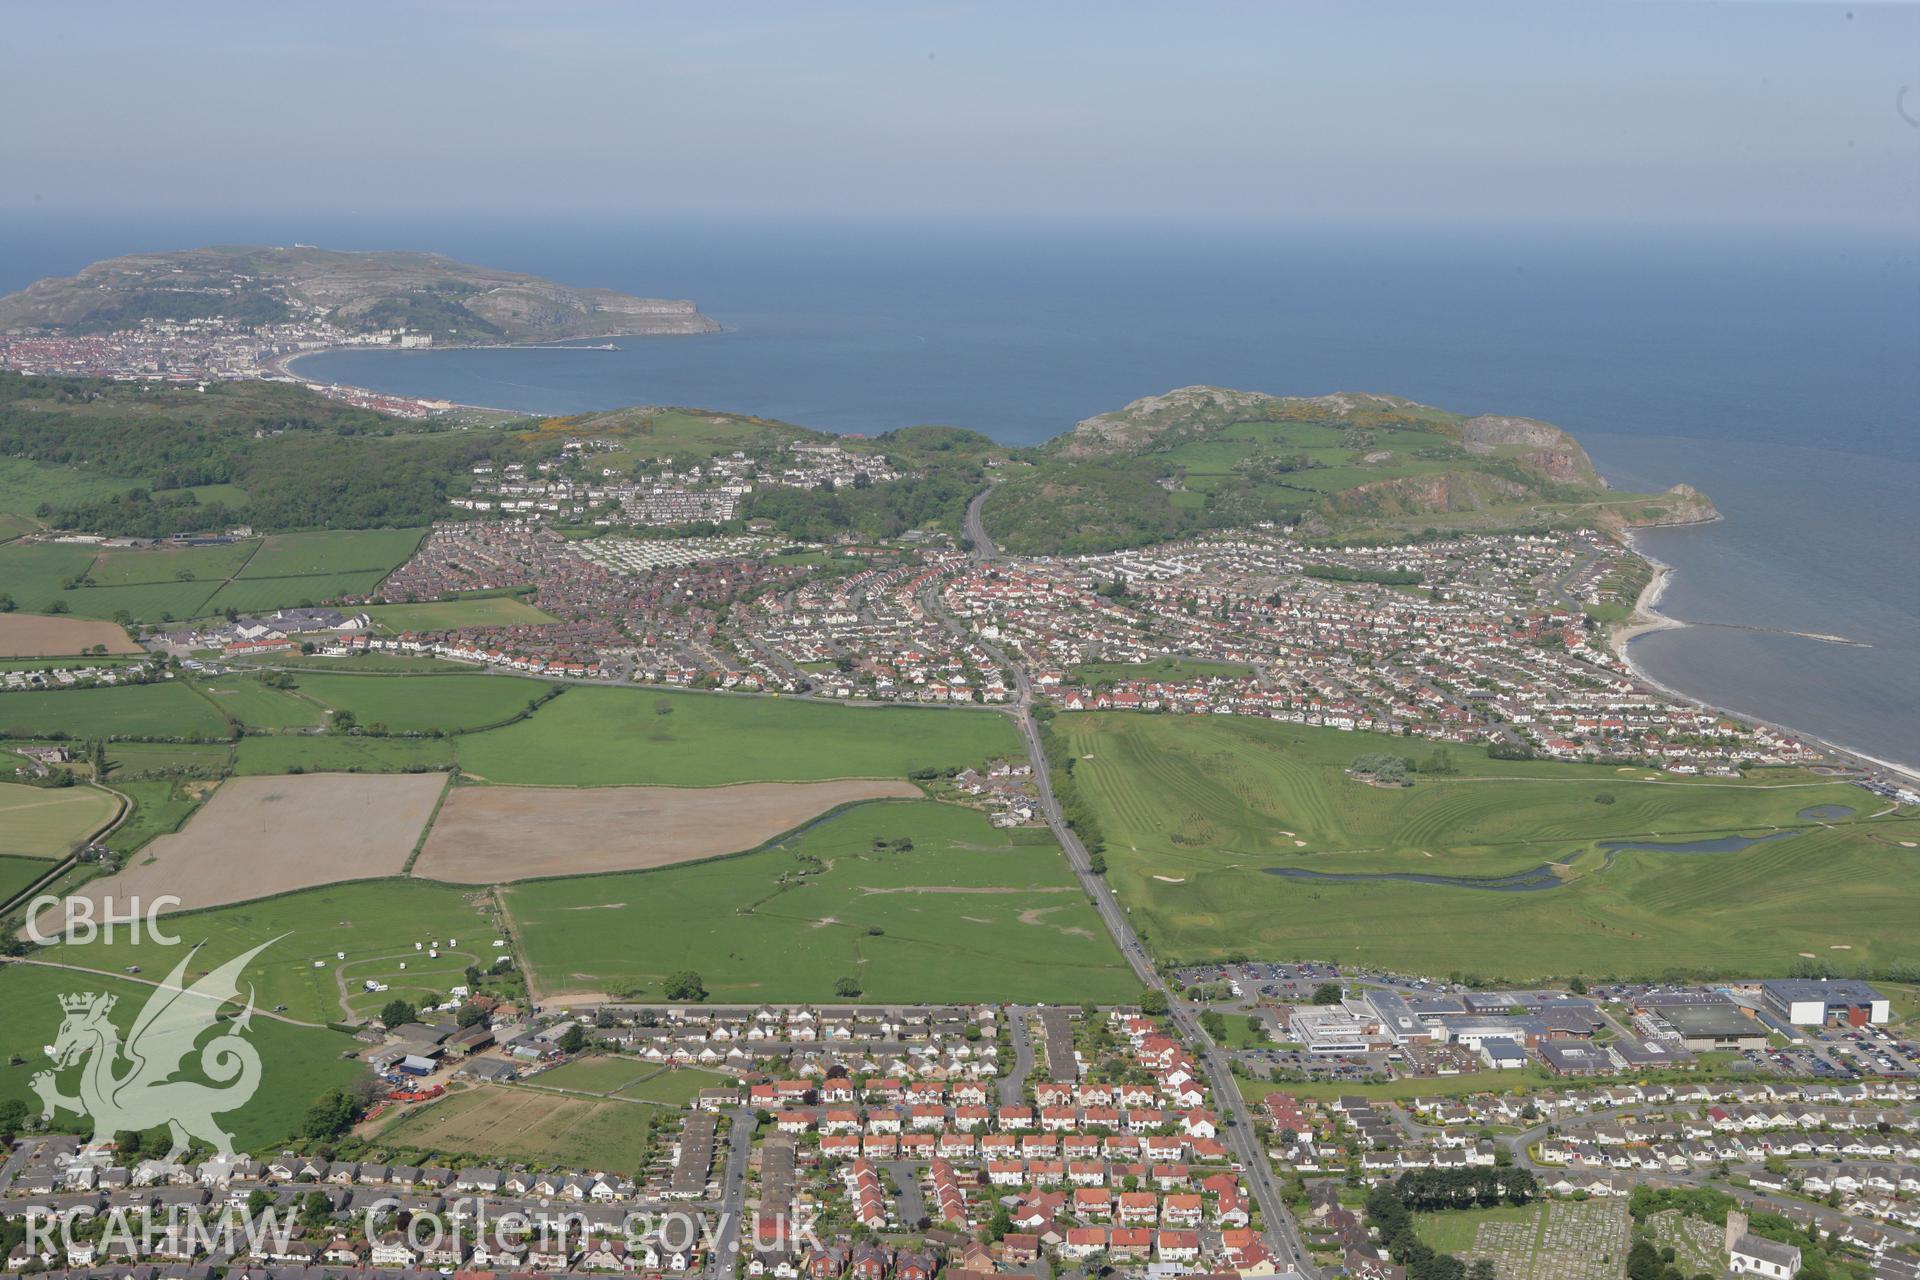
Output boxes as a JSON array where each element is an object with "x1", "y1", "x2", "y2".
[{"x1": 950, "y1": 485, "x2": 1318, "y2": 1278}]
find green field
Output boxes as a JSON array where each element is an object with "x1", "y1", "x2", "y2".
[
  {"x1": 0, "y1": 963, "x2": 364, "y2": 1151},
  {"x1": 231, "y1": 734, "x2": 457, "y2": 776},
  {"x1": 0, "y1": 528, "x2": 425, "y2": 623},
  {"x1": 1062, "y1": 712, "x2": 1920, "y2": 980},
  {"x1": 0, "y1": 681, "x2": 229, "y2": 740},
  {"x1": 0, "y1": 782, "x2": 122, "y2": 858},
  {"x1": 363, "y1": 596, "x2": 558, "y2": 632},
  {"x1": 0, "y1": 854, "x2": 51, "y2": 904},
  {"x1": 0, "y1": 458, "x2": 139, "y2": 522},
  {"x1": 0, "y1": 542, "x2": 103, "y2": 613},
  {"x1": 99, "y1": 779, "x2": 210, "y2": 857},
  {"x1": 102, "y1": 741, "x2": 234, "y2": 778},
  {"x1": 82, "y1": 539, "x2": 258, "y2": 587},
  {"x1": 529, "y1": 1056, "x2": 726, "y2": 1103},
  {"x1": 292, "y1": 672, "x2": 552, "y2": 734},
  {"x1": 506, "y1": 799, "x2": 1135, "y2": 1004},
  {"x1": 196, "y1": 670, "x2": 546, "y2": 736},
  {"x1": 458, "y1": 685, "x2": 1022, "y2": 786},
  {"x1": 231, "y1": 528, "x2": 426, "y2": 580},
  {"x1": 196, "y1": 674, "x2": 329, "y2": 730},
  {"x1": 614, "y1": 1065, "x2": 732, "y2": 1105},
  {"x1": 42, "y1": 878, "x2": 505, "y2": 1025}
]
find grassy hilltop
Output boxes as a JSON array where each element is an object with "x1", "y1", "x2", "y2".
[{"x1": 982, "y1": 385, "x2": 1716, "y2": 553}]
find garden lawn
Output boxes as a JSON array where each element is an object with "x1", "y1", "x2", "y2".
[
  {"x1": 458, "y1": 685, "x2": 1021, "y2": 786},
  {"x1": 0, "y1": 964, "x2": 363, "y2": 1151},
  {"x1": 506, "y1": 799, "x2": 1135, "y2": 1004}
]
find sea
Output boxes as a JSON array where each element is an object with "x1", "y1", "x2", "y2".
[{"x1": 3, "y1": 215, "x2": 1915, "y2": 774}]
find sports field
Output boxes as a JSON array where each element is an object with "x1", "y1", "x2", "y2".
[
  {"x1": 457, "y1": 685, "x2": 1022, "y2": 786},
  {"x1": 0, "y1": 963, "x2": 363, "y2": 1150},
  {"x1": 0, "y1": 782, "x2": 122, "y2": 858},
  {"x1": 40, "y1": 877, "x2": 505, "y2": 1024},
  {"x1": 506, "y1": 799, "x2": 1136, "y2": 1004},
  {"x1": 0, "y1": 680, "x2": 228, "y2": 740},
  {"x1": 1061, "y1": 712, "x2": 1920, "y2": 980},
  {"x1": 362, "y1": 596, "x2": 558, "y2": 632},
  {"x1": 377, "y1": 1083, "x2": 669, "y2": 1172}
]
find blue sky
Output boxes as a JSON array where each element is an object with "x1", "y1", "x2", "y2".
[{"x1": 2, "y1": 1, "x2": 1914, "y2": 230}]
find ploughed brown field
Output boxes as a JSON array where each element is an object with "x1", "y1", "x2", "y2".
[
  {"x1": 0, "y1": 613, "x2": 141, "y2": 657},
  {"x1": 37, "y1": 773, "x2": 446, "y2": 931},
  {"x1": 411, "y1": 779, "x2": 921, "y2": 883}
]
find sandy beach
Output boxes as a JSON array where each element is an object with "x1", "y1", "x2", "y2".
[{"x1": 1614, "y1": 534, "x2": 1920, "y2": 789}]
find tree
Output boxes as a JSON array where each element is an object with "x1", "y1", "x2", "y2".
[
  {"x1": 379, "y1": 998, "x2": 416, "y2": 1028},
  {"x1": 1468, "y1": 1260, "x2": 1498, "y2": 1280},
  {"x1": 115, "y1": 1129, "x2": 145, "y2": 1158},
  {"x1": 1311, "y1": 982, "x2": 1343, "y2": 1005},
  {"x1": 664, "y1": 970, "x2": 708, "y2": 1001},
  {"x1": 557, "y1": 1023, "x2": 590, "y2": 1054},
  {"x1": 1138, "y1": 988, "x2": 1168, "y2": 1016},
  {"x1": 834, "y1": 976, "x2": 863, "y2": 998},
  {"x1": 455, "y1": 1002, "x2": 487, "y2": 1029},
  {"x1": 1568, "y1": 976, "x2": 1588, "y2": 995},
  {"x1": 1199, "y1": 1010, "x2": 1228, "y2": 1040},
  {"x1": 246, "y1": 1188, "x2": 276, "y2": 1219},
  {"x1": 302, "y1": 1087, "x2": 359, "y2": 1141}
]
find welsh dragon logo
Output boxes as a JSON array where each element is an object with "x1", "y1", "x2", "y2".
[{"x1": 32, "y1": 940, "x2": 276, "y2": 1158}]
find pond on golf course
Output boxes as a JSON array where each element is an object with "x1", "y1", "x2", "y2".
[{"x1": 1263, "y1": 829, "x2": 1802, "y2": 893}]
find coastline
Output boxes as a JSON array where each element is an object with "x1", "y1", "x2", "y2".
[
  {"x1": 271, "y1": 346, "x2": 541, "y2": 418},
  {"x1": 248, "y1": 347, "x2": 1920, "y2": 792},
  {"x1": 1615, "y1": 530, "x2": 1920, "y2": 789}
]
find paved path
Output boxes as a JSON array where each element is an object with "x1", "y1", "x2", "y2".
[
  {"x1": 706, "y1": 1108, "x2": 755, "y2": 1280},
  {"x1": 946, "y1": 484, "x2": 1320, "y2": 1278},
  {"x1": 1001, "y1": 1006, "x2": 1035, "y2": 1106}
]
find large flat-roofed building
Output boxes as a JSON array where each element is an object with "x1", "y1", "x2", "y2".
[
  {"x1": 1362, "y1": 989, "x2": 1426, "y2": 1044},
  {"x1": 1539, "y1": 1039, "x2": 1617, "y2": 1076},
  {"x1": 1644, "y1": 1002, "x2": 1767, "y2": 1052},
  {"x1": 1754, "y1": 978, "x2": 1889, "y2": 1027},
  {"x1": 1288, "y1": 1006, "x2": 1371, "y2": 1056}
]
